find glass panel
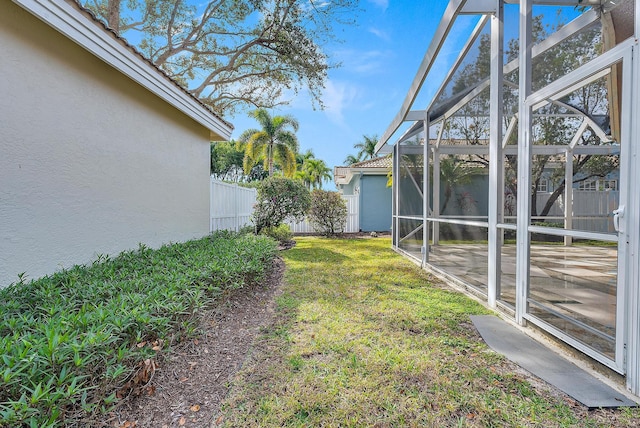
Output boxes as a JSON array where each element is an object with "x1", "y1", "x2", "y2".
[
  {"x1": 436, "y1": 154, "x2": 489, "y2": 220},
  {"x1": 528, "y1": 68, "x2": 621, "y2": 235},
  {"x1": 429, "y1": 223, "x2": 488, "y2": 294},
  {"x1": 528, "y1": 234, "x2": 617, "y2": 359},
  {"x1": 433, "y1": 21, "x2": 491, "y2": 108},
  {"x1": 531, "y1": 22, "x2": 602, "y2": 93},
  {"x1": 397, "y1": 218, "x2": 423, "y2": 260},
  {"x1": 499, "y1": 229, "x2": 517, "y2": 307},
  {"x1": 398, "y1": 142, "x2": 424, "y2": 217},
  {"x1": 504, "y1": 153, "x2": 518, "y2": 224}
]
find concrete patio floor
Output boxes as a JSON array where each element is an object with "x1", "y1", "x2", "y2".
[{"x1": 427, "y1": 243, "x2": 618, "y2": 358}]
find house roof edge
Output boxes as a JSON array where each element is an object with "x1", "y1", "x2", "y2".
[{"x1": 13, "y1": 0, "x2": 233, "y2": 140}]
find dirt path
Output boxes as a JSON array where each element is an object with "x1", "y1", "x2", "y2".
[{"x1": 106, "y1": 257, "x2": 285, "y2": 428}]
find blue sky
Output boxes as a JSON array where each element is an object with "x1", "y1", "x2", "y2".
[
  {"x1": 226, "y1": 1, "x2": 582, "y2": 184},
  {"x1": 227, "y1": 0, "x2": 468, "y2": 181}
]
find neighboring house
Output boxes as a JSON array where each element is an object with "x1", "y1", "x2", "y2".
[
  {"x1": 0, "y1": 0, "x2": 232, "y2": 286},
  {"x1": 334, "y1": 157, "x2": 392, "y2": 232}
]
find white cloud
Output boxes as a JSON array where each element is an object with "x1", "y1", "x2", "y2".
[
  {"x1": 322, "y1": 80, "x2": 360, "y2": 127},
  {"x1": 368, "y1": 0, "x2": 388, "y2": 11},
  {"x1": 333, "y1": 49, "x2": 392, "y2": 75},
  {"x1": 368, "y1": 27, "x2": 390, "y2": 42}
]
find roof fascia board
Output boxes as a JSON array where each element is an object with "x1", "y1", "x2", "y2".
[
  {"x1": 13, "y1": 0, "x2": 232, "y2": 140},
  {"x1": 349, "y1": 168, "x2": 390, "y2": 176},
  {"x1": 376, "y1": 0, "x2": 467, "y2": 153}
]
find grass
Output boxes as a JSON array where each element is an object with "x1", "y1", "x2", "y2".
[
  {"x1": 220, "y1": 236, "x2": 640, "y2": 427},
  {"x1": 0, "y1": 231, "x2": 277, "y2": 427}
]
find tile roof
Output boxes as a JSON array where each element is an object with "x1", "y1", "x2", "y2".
[{"x1": 349, "y1": 156, "x2": 392, "y2": 169}]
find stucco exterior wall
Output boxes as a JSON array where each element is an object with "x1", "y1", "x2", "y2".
[
  {"x1": 0, "y1": 2, "x2": 212, "y2": 286},
  {"x1": 340, "y1": 175, "x2": 359, "y2": 197},
  {"x1": 360, "y1": 175, "x2": 392, "y2": 232}
]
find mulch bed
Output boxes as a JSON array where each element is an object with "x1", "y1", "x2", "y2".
[{"x1": 104, "y1": 257, "x2": 286, "y2": 428}]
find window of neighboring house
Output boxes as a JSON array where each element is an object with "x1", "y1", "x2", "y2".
[
  {"x1": 577, "y1": 179, "x2": 618, "y2": 191},
  {"x1": 536, "y1": 179, "x2": 549, "y2": 192},
  {"x1": 577, "y1": 180, "x2": 598, "y2": 191},
  {"x1": 602, "y1": 179, "x2": 618, "y2": 191}
]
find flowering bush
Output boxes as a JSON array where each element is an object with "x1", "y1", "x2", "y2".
[
  {"x1": 308, "y1": 190, "x2": 347, "y2": 236},
  {"x1": 252, "y1": 177, "x2": 311, "y2": 233}
]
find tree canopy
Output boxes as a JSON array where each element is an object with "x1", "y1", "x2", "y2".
[
  {"x1": 81, "y1": 0, "x2": 359, "y2": 116},
  {"x1": 354, "y1": 134, "x2": 379, "y2": 160},
  {"x1": 210, "y1": 140, "x2": 267, "y2": 182},
  {"x1": 295, "y1": 150, "x2": 331, "y2": 189},
  {"x1": 239, "y1": 108, "x2": 299, "y2": 178}
]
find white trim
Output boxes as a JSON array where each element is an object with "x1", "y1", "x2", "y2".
[
  {"x1": 515, "y1": 0, "x2": 533, "y2": 326},
  {"x1": 627, "y1": 0, "x2": 640, "y2": 395},
  {"x1": 423, "y1": 111, "x2": 430, "y2": 263},
  {"x1": 488, "y1": 0, "x2": 504, "y2": 309},
  {"x1": 13, "y1": 0, "x2": 232, "y2": 140},
  {"x1": 461, "y1": 0, "x2": 496, "y2": 14}
]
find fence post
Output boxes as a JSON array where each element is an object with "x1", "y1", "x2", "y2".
[
  {"x1": 233, "y1": 183, "x2": 238, "y2": 232},
  {"x1": 209, "y1": 176, "x2": 214, "y2": 233}
]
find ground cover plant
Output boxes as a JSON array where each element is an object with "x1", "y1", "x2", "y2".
[
  {"x1": 219, "y1": 237, "x2": 640, "y2": 427},
  {"x1": 0, "y1": 231, "x2": 277, "y2": 427}
]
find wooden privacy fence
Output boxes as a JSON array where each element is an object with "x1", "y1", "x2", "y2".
[{"x1": 210, "y1": 179, "x2": 360, "y2": 233}]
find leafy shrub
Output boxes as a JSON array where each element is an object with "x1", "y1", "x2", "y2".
[
  {"x1": 0, "y1": 232, "x2": 277, "y2": 427},
  {"x1": 239, "y1": 224, "x2": 256, "y2": 235},
  {"x1": 260, "y1": 224, "x2": 293, "y2": 244},
  {"x1": 308, "y1": 190, "x2": 347, "y2": 236},
  {"x1": 252, "y1": 177, "x2": 311, "y2": 233}
]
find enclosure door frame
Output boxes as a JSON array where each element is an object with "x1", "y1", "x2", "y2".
[{"x1": 516, "y1": 38, "x2": 634, "y2": 374}]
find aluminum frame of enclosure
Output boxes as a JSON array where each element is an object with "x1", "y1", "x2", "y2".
[{"x1": 379, "y1": 0, "x2": 640, "y2": 397}]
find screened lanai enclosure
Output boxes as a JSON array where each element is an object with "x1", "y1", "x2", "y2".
[{"x1": 378, "y1": 0, "x2": 640, "y2": 397}]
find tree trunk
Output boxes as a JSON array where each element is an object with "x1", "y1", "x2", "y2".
[
  {"x1": 107, "y1": 0, "x2": 121, "y2": 33},
  {"x1": 540, "y1": 181, "x2": 566, "y2": 218},
  {"x1": 441, "y1": 188, "x2": 452, "y2": 214}
]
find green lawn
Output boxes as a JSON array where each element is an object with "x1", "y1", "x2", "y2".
[{"x1": 220, "y1": 236, "x2": 639, "y2": 427}]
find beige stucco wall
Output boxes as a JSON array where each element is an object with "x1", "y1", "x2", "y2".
[{"x1": 0, "y1": 2, "x2": 212, "y2": 286}]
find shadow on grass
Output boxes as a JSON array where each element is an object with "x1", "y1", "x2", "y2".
[{"x1": 283, "y1": 246, "x2": 350, "y2": 264}]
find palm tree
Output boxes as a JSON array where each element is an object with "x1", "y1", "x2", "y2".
[
  {"x1": 354, "y1": 134, "x2": 378, "y2": 160},
  {"x1": 296, "y1": 149, "x2": 316, "y2": 170},
  {"x1": 439, "y1": 157, "x2": 478, "y2": 213},
  {"x1": 239, "y1": 109, "x2": 299, "y2": 177},
  {"x1": 303, "y1": 158, "x2": 332, "y2": 189},
  {"x1": 343, "y1": 153, "x2": 362, "y2": 165}
]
